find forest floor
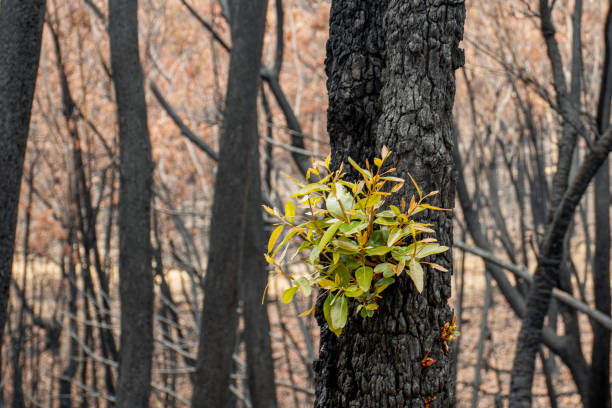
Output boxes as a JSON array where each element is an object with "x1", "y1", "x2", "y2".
[
  {"x1": 4, "y1": 251, "x2": 589, "y2": 407},
  {"x1": 451, "y1": 252, "x2": 583, "y2": 407},
  {"x1": 269, "y1": 250, "x2": 587, "y2": 407}
]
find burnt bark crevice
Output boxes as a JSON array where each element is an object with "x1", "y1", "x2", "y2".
[{"x1": 316, "y1": 1, "x2": 465, "y2": 407}]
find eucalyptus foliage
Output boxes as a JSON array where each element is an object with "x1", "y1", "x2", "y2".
[{"x1": 264, "y1": 147, "x2": 449, "y2": 336}]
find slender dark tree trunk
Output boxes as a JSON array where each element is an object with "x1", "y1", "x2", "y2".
[
  {"x1": 589, "y1": 3, "x2": 612, "y2": 407},
  {"x1": 242, "y1": 154, "x2": 278, "y2": 408},
  {"x1": 109, "y1": 0, "x2": 155, "y2": 406},
  {"x1": 0, "y1": 0, "x2": 46, "y2": 382},
  {"x1": 191, "y1": 0, "x2": 268, "y2": 406},
  {"x1": 509, "y1": 128, "x2": 612, "y2": 407},
  {"x1": 314, "y1": 1, "x2": 465, "y2": 406}
]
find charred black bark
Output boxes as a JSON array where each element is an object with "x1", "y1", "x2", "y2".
[
  {"x1": 191, "y1": 0, "x2": 268, "y2": 406},
  {"x1": 242, "y1": 148, "x2": 278, "y2": 408},
  {"x1": 589, "y1": 2, "x2": 612, "y2": 407},
  {"x1": 315, "y1": 1, "x2": 465, "y2": 407},
  {"x1": 109, "y1": 0, "x2": 155, "y2": 406},
  {"x1": 0, "y1": 0, "x2": 46, "y2": 373}
]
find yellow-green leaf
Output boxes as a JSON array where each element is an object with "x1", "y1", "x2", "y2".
[
  {"x1": 318, "y1": 220, "x2": 343, "y2": 251},
  {"x1": 355, "y1": 266, "x2": 373, "y2": 291},
  {"x1": 326, "y1": 183, "x2": 355, "y2": 219},
  {"x1": 298, "y1": 306, "x2": 314, "y2": 317},
  {"x1": 282, "y1": 287, "x2": 298, "y2": 303},
  {"x1": 417, "y1": 243, "x2": 449, "y2": 258},
  {"x1": 318, "y1": 278, "x2": 335, "y2": 289},
  {"x1": 285, "y1": 201, "x2": 295, "y2": 222},
  {"x1": 428, "y1": 262, "x2": 449, "y2": 272},
  {"x1": 418, "y1": 203, "x2": 449, "y2": 211},
  {"x1": 323, "y1": 295, "x2": 342, "y2": 336},
  {"x1": 262, "y1": 205, "x2": 277, "y2": 216},
  {"x1": 407, "y1": 173, "x2": 421, "y2": 200},
  {"x1": 291, "y1": 183, "x2": 330, "y2": 197},
  {"x1": 268, "y1": 225, "x2": 284, "y2": 254},
  {"x1": 348, "y1": 157, "x2": 372, "y2": 181},
  {"x1": 366, "y1": 246, "x2": 392, "y2": 256},
  {"x1": 273, "y1": 230, "x2": 300, "y2": 258},
  {"x1": 408, "y1": 259, "x2": 424, "y2": 293},
  {"x1": 264, "y1": 253, "x2": 276, "y2": 265},
  {"x1": 331, "y1": 295, "x2": 348, "y2": 330},
  {"x1": 296, "y1": 277, "x2": 312, "y2": 297},
  {"x1": 345, "y1": 286, "x2": 364, "y2": 298},
  {"x1": 387, "y1": 228, "x2": 403, "y2": 247},
  {"x1": 374, "y1": 263, "x2": 395, "y2": 277},
  {"x1": 332, "y1": 238, "x2": 360, "y2": 252}
]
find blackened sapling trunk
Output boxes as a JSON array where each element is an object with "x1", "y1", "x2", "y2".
[
  {"x1": 109, "y1": 0, "x2": 155, "y2": 405},
  {"x1": 315, "y1": 1, "x2": 465, "y2": 407}
]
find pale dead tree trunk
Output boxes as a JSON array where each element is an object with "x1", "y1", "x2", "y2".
[
  {"x1": 315, "y1": 1, "x2": 465, "y2": 406},
  {"x1": 109, "y1": 0, "x2": 154, "y2": 406},
  {"x1": 0, "y1": 0, "x2": 45, "y2": 376},
  {"x1": 191, "y1": 0, "x2": 268, "y2": 406}
]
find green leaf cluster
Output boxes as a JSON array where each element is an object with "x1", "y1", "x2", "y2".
[{"x1": 263, "y1": 146, "x2": 450, "y2": 336}]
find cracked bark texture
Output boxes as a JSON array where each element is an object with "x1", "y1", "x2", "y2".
[{"x1": 315, "y1": 1, "x2": 465, "y2": 407}]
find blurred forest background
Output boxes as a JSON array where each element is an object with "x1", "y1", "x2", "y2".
[{"x1": 2, "y1": 0, "x2": 612, "y2": 407}]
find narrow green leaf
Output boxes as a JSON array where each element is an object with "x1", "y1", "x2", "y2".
[
  {"x1": 285, "y1": 200, "x2": 295, "y2": 222},
  {"x1": 348, "y1": 157, "x2": 372, "y2": 180},
  {"x1": 291, "y1": 182, "x2": 330, "y2": 197},
  {"x1": 318, "y1": 220, "x2": 343, "y2": 251},
  {"x1": 407, "y1": 173, "x2": 422, "y2": 200},
  {"x1": 273, "y1": 229, "x2": 299, "y2": 257},
  {"x1": 374, "y1": 217, "x2": 398, "y2": 226},
  {"x1": 268, "y1": 225, "x2": 284, "y2": 254},
  {"x1": 281, "y1": 286, "x2": 298, "y2": 303}
]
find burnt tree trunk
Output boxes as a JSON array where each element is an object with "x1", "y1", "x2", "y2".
[
  {"x1": 109, "y1": 0, "x2": 155, "y2": 406},
  {"x1": 242, "y1": 149, "x2": 278, "y2": 407},
  {"x1": 0, "y1": 0, "x2": 46, "y2": 372},
  {"x1": 588, "y1": 2, "x2": 612, "y2": 406},
  {"x1": 314, "y1": 1, "x2": 465, "y2": 407},
  {"x1": 191, "y1": 0, "x2": 268, "y2": 406}
]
